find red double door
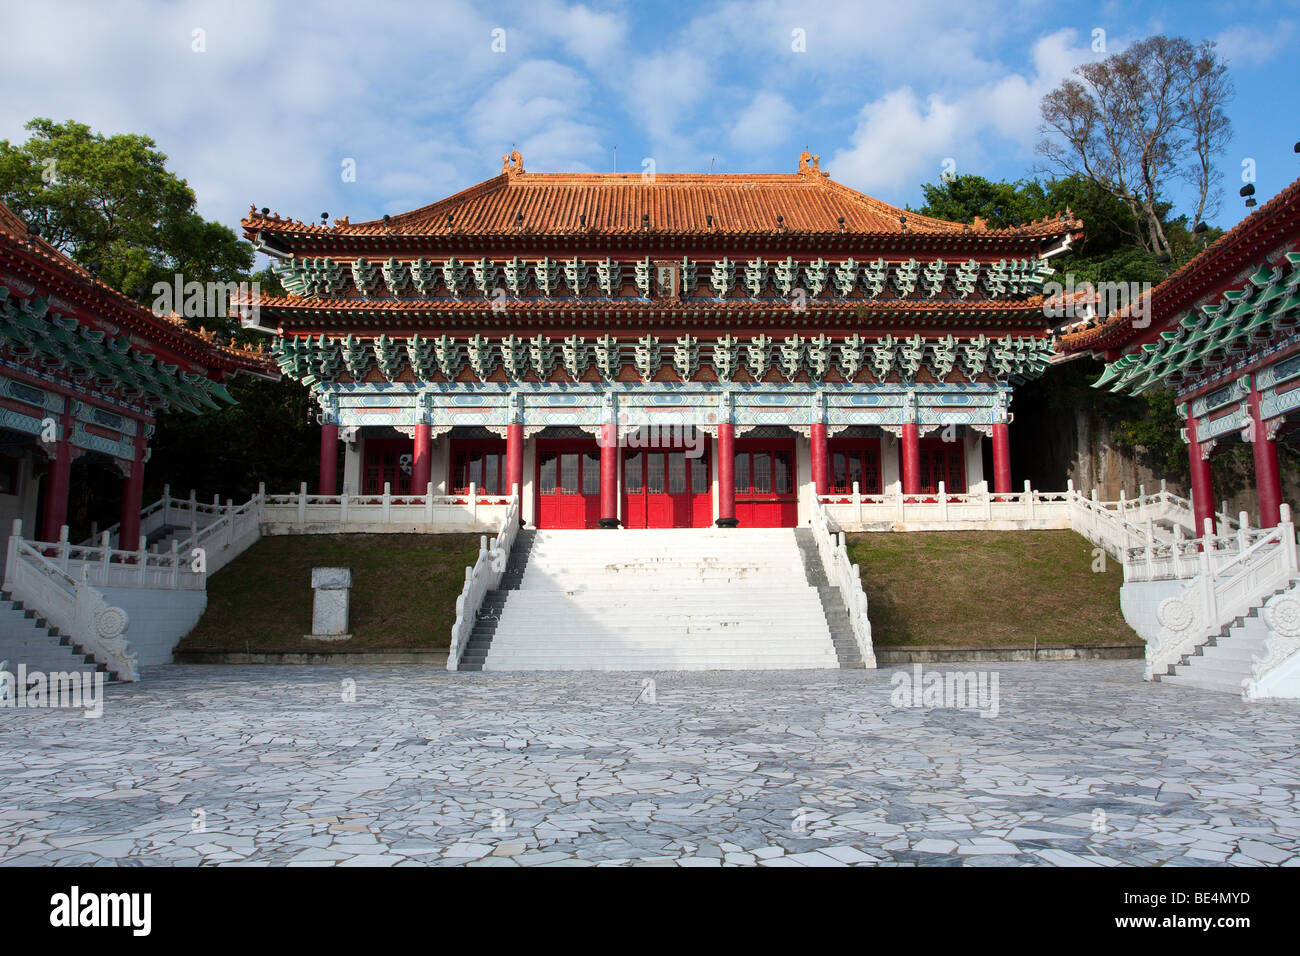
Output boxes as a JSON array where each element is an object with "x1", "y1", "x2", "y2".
[
  {"x1": 535, "y1": 439, "x2": 602, "y2": 529},
  {"x1": 733, "y1": 437, "x2": 798, "y2": 527},
  {"x1": 622, "y1": 440, "x2": 712, "y2": 528}
]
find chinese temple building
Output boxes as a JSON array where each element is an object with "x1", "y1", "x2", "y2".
[
  {"x1": 0, "y1": 199, "x2": 275, "y2": 559},
  {"x1": 1062, "y1": 175, "x2": 1300, "y2": 532},
  {"x1": 247, "y1": 151, "x2": 1081, "y2": 529}
]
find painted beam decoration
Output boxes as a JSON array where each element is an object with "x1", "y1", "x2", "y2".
[
  {"x1": 268, "y1": 253, "x2": 1054, "y2": 304},
  {"x1": 272, "y1": 332, "x2": 1053, "y2": 389}
]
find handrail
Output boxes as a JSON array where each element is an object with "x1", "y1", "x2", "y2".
[
  {"x1": 447, "y1": 487, "x2": 520, "y2": 671},
  {"x1": 1145, "y1": 503, "x2": 1299, "y2": 681},
  {"x1": 808, "y1": 488, "x2": 876, "y2": 668},
  {"x1": 81, "y1": 485, "x2": 231, "y2": 547},
  {"x1": 4, "y1": 520, "x2": 139, "y2": 680},
  {"x1": 261, "y1": 481, "x2": 512, "y2": 533}
]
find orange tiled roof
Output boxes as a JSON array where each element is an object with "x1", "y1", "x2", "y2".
[{"x1": 245, "y1": 152, "x2": 1083, "y2": 240}]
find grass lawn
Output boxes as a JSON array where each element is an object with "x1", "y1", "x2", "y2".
[
  {"x1": 179, "y1": 533, "x2": 483, "y2": 652},
  {"x1": 846, "y1": 530, "x2": 1137, "y2": 647}
]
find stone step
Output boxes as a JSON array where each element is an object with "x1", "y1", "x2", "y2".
[
  {"x1": 1173, "y1": 658, "x2": 1254, "y2": 682},
  {"x1": 1161, "y1": 672, "x2": 1248, "y2": 695},
  {"x1": 490, "y1": 634, "x2": 839, "y2": 646},
  {"x1": 475, "y1": 527, "x2": 840, "y2": 671},
  {"x1": 1198, "y1": 642, "x2": 1267, "y2": 663},
  {"x1": 0, "y1": 601, "x2": 101, "y2": 676}
]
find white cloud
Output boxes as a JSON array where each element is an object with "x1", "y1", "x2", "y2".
[
  {"x1": 1215, "y1": 20, "x2": 1297, "y2": 67},
  {"x1": 828, "y1": 28, "x2": 1095, "y2": 195},
  {"x1": 730, "y1": 92, "x2": 798, "y2": 152}
]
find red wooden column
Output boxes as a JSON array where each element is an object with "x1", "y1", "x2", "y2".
[
  {"x1": 506, "y1": 423, "x2": 524, "y2": 500},
  {"x1": 1188, "y1": 414, "x2": 1215, "y2": 535},
  {"x1": 810, "y1": 423, "x2": 829, "y2": 496},
  {"x1": 1249, "y1": 387, "x2": 1282, "y2": 528},
  {"x1": 716, "y1": 422, "x2": 737, "y2": 527},
  {"x1": 119, "y1": 422, "x2": 147, "y2": 550},
  {"x1": 991, "y1": 423, "x2": 1012, "y2": 495},
  {"x1": 319, "y1": 424, "x2": 339, "y2": 495},
  {"x1": 901, "y1": 423, "x2": 921, "y2": 495},
  {"x1": 412, "y1": 424, "x2": 432, "y2": 492},
  {"x1": 39, "y1": 408, "x2": 74, "y2": 542},
  {"x1": 598, "y1": 423, "x2": 619, "y2": 528}
]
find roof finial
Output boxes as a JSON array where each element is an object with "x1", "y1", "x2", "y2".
[
  {"x1": 502, "y1": 150, "x2": 525, "y2": 177},
  {"x1": 797, "y1": 150, "x2": 825, "y2": 178}
]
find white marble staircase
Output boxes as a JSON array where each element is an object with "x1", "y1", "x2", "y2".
[
  {"x1": 479, "y1": 529, "x2": 841, "y2": 670},
  {"x1": 0, "y1": 592, "x2": 106, "y2": 678},
  {"x1": 1162, "y1": 616, "x2": 1270, "y2": 695}
]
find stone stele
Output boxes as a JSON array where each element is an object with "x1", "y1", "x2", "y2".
[{"x1": 307, "y1": 567, "x2": 352, "y2": 641}]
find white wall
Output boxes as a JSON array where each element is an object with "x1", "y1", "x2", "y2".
[
  {"x1": 965, "y1": 429, "x2": 987, "y2": 493},
  {"x1": 0, "y1": 454, "x2": 41, "y2": 580},
  {"x1": 342, "y1": 431, "x2": 362, "y2": 492},
  {"x1": 1119, "y1": 579, "x2": 1185, "y2": 644},
  {"x1": 435, "y1": 433, "x2": 450, "y2": 494},
  {"x1": 98, "y1": 586, "x2": 209, "y2": 666},
  {"x1": 796, "y1": 433, "x2": 812, "y2": 524},
  {"x1": 881, "y1": 433, "x2": 901, "y2": 494},
  {"x1": 522, "y1": 437, "x2": 536, "y2": 525}
]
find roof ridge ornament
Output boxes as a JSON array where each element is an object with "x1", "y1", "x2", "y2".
[
  {"x1": 502, "y1": 150, "x2": 525, "y2": 178},
  {"x1": 797, "y1": 150, "x2": 827, "y2": 179}
]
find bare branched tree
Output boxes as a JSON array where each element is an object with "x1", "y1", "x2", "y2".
[{"x1": 1037, "y1": 36, "x2": 1233, "y2": 258}]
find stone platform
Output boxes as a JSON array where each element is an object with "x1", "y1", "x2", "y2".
[{"x1": 0, "y1": 662, "x2": 1297, "y2": 866}]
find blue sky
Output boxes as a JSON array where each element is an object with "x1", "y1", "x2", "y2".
[{"x1": 2, "y1": 0, "x2": 1297, "y2": 240}]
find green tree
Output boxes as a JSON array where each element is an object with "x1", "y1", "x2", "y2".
[
  {"x1": 0, "y1": 118, "x2": 317, "y2": 519},
  {"x1": 913, "y1": 172, "x2": 1219, "y2": 488},
  {"x1": 0, "y1": 118, "x2": 254, "y2": 314}
]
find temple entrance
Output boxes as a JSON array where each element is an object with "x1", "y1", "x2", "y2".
[
  {"x1": 535, "y1": 438, "x2": 601, "y2": 528},
  {"x1": 622, "y1": 439, "x2": 711, "y2": 528},
  {"x1": 362, "y1": 438, "x2": 413, "y2": 494},
  {"x1": 918, "y1": 437, "x2": 966, "y2": 494},
  {"x1": 734, "y1": 436, "x2": 798, "y2": 527}
]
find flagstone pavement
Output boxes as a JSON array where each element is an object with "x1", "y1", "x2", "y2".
[{"x1": 1, "y1": 661, "x2": 1297, "y2": 867}]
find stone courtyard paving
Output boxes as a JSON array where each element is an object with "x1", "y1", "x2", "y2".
[{"x1": 1, "y1": 661, "x2": 1298, "y2": 867}]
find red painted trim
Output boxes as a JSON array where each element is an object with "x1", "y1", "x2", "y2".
[
  {"x1": 717, "y1": 423, "x2": 735, "y2": 524},
  {"x1": 119, "y1": 424, "x2": 146, "y2": 549},
  {"x1": 992, "y1": 422, "x2": 1011, "y2": 494},
  {"x1": 1188, "y1": 415, "x2": 1216, "y2": 535},
  {"x1": 506, "y1": 423, "x2": 523, "y2": 500},
  {"x1": 901, "y1": 423, "x2": 920, "y2": 495},
  {"x1": 599, "y1": 424, "x2": 618, "y2": 524},
  {"x1": 39, "y1": 408, "x2": 73, "y2": 542},
  {"x1": 1249, "y1": 386, "x2": 1282, "y2": 527},
  {"x1": 319, "y1": 424, "x2": 339, "y2": 495},
  {"x1": 412, "y1": 424, "x2": 432, "y2": 491},
  {"x1": 810, "y1": 423, "x2": 828, "y2": 496}
]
